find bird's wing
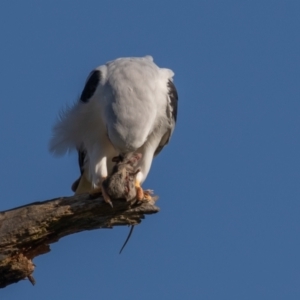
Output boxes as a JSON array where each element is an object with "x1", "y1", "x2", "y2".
[
  {"x1": 80, "y1": 70, "x2": 102, "y2": 103},
  {"x1": 71, "y1": 149, "x2": 86, "y2": 192},
  {"x1": 154, "y1": 79, "x2": 178, "y2": 156}
]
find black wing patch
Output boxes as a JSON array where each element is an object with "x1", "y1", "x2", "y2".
[
  {"x1": 167, "y1": 80, "x2": 178, "y2": 122},
  {"x1": 80, "y1": 70, "x2": 101, "y2": 103},
  {"x1": 71, "y1": 149, "x2": 86, "y2": 192},
  {"x1": 78, "y1": 149, "x2": 86, "y2": 175},
  {"x1": 154, "y1": 80, "x2": 178, "y2": 157}
]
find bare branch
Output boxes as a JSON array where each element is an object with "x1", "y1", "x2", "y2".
[{"x1": 0, "y1": 194, "x2": 159, "y2": 288}]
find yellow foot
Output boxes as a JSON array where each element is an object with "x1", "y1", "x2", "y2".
[
  {"x1": 135, "y1": 187, "x2": 144, "y2": 201},
  {"x1": 89, "y1": 187, "x2": 102, "y2": 195},
  {"x1": 143, "y1": 189, "x2": 154, "y2": 201},
  {"x1": 135, "y1": 182, "x2": 153, "y2": 201},
  {"x1": 74, "y1": 171, "x2": 93, "y2": 195}
]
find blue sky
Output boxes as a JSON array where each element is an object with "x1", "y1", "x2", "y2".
[{"x1": 1, "y1": 1, "x2": 300, "y2": 299}]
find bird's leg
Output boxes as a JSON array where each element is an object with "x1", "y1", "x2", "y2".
[
  {"x1": 135, "y1": 180, "x2": 144, "y2": 201},
  {"x1": 89, "y1": 152, "x2": 115, "y2": 207},
  {"x1": 100, "y1": 179, "x2": 113, "y2": 207},
  {"x1": 89, "y1": 177, "x2": 113, "y2": 207},
  {"x1": 135, "y1": 181, "x2": 153, "y2": 201},
  {"x1": 74, "y1": 171, "x2": 93, "y2": 195},
  {"x1": 143, "y1": 189, "x2": 154, "y2": 201}
]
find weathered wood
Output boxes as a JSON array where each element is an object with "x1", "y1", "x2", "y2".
[{"x1": 0, "y1": 194, "x2": 159, "y2": 288}]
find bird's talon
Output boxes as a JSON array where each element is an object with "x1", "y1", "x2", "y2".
[
  {"x1": 143, "y1": 190, "x2": 153, "y2": 201},
  {"x1": 136, "y1": 186, "x2": 144, "y2": 201},
  {"x1": 106, "y1": 199, "x2": 113, "y2": 208},
  {"x1": 144, "y1": 189, "x2": 154, "y2": 195},
  {"x1": 101, "y1": 181, "x2": 114, "y2": 208},
  {"x1": 135, "y1": 186, "x2": 153, "y2": 201}
]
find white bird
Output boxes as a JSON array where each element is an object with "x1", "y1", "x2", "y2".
[{"x1": 49, "y1": 56, "x2": 178, "y2": 204}]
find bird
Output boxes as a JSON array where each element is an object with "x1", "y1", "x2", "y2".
[{"x1": 49, "y1": 55, "x2": 178, "y2": 205}]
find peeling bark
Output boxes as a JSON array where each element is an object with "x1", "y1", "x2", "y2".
[{"x1": 0, "y1": 194, "x2": 159, "y2": 288}]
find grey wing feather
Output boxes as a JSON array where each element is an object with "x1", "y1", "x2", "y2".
[
  {"x1": 167, "y1": 80, "x2": 178, "y2": 122},
  {"x1": 154, "y1": 80, "x2": 178, "y2": 156}
]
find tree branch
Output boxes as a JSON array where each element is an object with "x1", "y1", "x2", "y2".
[{"x1": 0, "y1": 194, "x2": 159, "y2": 288}]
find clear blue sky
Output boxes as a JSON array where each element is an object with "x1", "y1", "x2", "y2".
[{"x1": 1, "y1": 1, "x2": 300, "y2": 299}]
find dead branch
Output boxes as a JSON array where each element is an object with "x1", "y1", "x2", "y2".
[{"x1": 0, "y1": 193, "x2": 159, "y2": 288}]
